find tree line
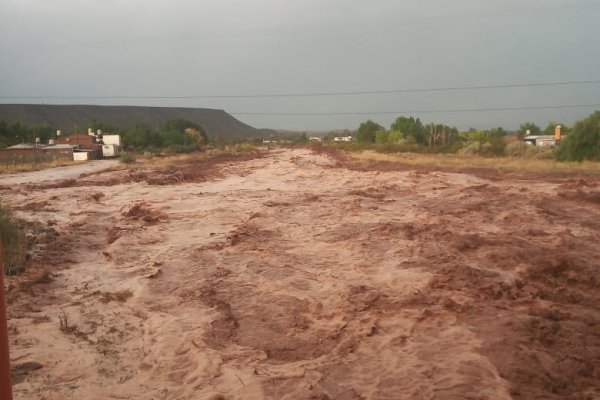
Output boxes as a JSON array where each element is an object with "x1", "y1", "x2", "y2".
[
  {"x1": 346, "y1": 112, "x2": 599, "y2": 161},
  {"x1": 0, "y1": 119, "x2": 209, "y2": 153}
]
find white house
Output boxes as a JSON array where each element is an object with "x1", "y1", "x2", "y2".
[{"x1": 334, "y1": 136, "x2": 354, "y2": 142}]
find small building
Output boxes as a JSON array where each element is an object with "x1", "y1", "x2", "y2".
[
  {"x1": 56, "y1": 134, "x2": 100, "y2": 148},
  {"x1": 334, "y1": 136, "x2": 354, "y2": 142},
  {"x1": 101, "y1": 144, "x2": 120, "y2": 158},
  {"x1": 73, "y1": 148, "x2": 101, "y2": 161},
  {"x1": 0, "y1": 143, "x2": 75, "y2": 164},
  {"x1": 102, "y1": 135, "x2": 122, "y2": 147},
  {"x1": 309, "y1": 136, "x2": 323, "y2": 142},
  {"x1": 522, "y1": 125, "x2": 563, "y2": 147},
  {"x1": 523, "y1": 135, "x2": 556, "y2": 147}
]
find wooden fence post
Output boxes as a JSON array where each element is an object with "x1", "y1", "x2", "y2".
[{"x1": 0, "y1": 240, "x2": 14, "y2": 400}]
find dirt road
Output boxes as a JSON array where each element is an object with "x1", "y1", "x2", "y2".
[{"x1": 3, "y1": 149, "x2": 600, "y2": 399}]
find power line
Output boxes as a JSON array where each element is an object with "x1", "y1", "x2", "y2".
[
  {"x1": 1, "y1": 79, "x2": 599, "y2": 100},
  {"x1": 230, "y1": 103, "x2": 600, "y2": 116}
]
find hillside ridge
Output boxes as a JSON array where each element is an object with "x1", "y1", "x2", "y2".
[{"x1": 0, "y1": 104, "x2": 260, "y2": 139}]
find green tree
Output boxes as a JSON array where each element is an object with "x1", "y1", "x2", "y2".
[
  {"x1": 486, "y1": 127, "x2": 507, "y2": 138},
  {"x1": 544, "y1": 122, "x2": 570, "y2": 135},
  {"x1": 390, "y1": 116, "x2": 426, "y2": 144},
  {"x1": 122, "y1": 124, "x2": 162, "y2": 149},
  {"x1": 387, "y1": 131, "x2": 403, "y2": 143},
  {"x1": 356, "y1": 120, "x2": 383, "y2": 143},
  {"x1": 375, "y1": 129, "x2": 389, "y2": 144},
  {"x1": 519, "y1": 122, "x2": 541, "y2": 137},
  {"x1": 87, "y1": 120, "x2": 118, "y2": 134},
  {"x1": 556, "y1": 111, "x2": 600, "y2": 161},
  {"x1": 295, "y1": 132, "x2": 309, "y2": 144},
  {"x1": 465, "y1": 130, "x2": 487, "y2": 143},
  {"x1": 426, "y1": 123, "x2": 459, "y2": 146}
]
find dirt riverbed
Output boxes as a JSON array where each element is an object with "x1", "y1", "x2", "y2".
[{"x1": 2, "y1": 148, "x2": 599, "y2": 400}]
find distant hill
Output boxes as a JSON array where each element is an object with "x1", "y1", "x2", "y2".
[{"x1": 0, "y1": 104, "x2": 264, "y2": 140}]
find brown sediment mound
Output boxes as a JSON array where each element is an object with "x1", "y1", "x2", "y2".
[
  {"x1": 348, "y1": 187, "x2": 386, "y2": 199},
  {"x1": 225, "y1": 222, "x2": 277, "y2": 246},
  {"x1": 13, "y1": 200, "x2": 54, "y2": 211},
  {"x1": 26, "y1": 178, "x2": 78, "y2": 190},
  {"x1": 128, "y1": 152, "x2": 265, "y2": 186},
  {"x1": 130, "y1": 168, "x2": 185, "y2": 185},
  {"x1": 558, "y1": 188, "x2": 600, "y2": 204},
  {"x1": 122, "y1": 201, "x2": 168, "y2": 223},
  {"x1": 107, "y1": 226, "x2": 123, "y2": 244},
  {"x1": 86, "y1": 191, "x2": 105, "y2": 202},
  {"x1": 22, "y1": 151, "x2": 265, "y2": 190}
]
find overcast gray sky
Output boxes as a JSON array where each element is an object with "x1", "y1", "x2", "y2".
[{"x1": 1, "y1": 0, "x2": 599, "y2": 131}]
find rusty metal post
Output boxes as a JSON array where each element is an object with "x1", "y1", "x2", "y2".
[{"x1": 0, "y1": 241, "x2": 14, "y2": 400}]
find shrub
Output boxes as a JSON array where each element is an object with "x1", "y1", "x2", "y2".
[
  {"x1": 505, "y1": 141, "x2": 555, "y2": 159},
  {"x1": 459, "y1": 138, "x2": 505, "y2": 156},
  {"x1": 505, "y1": 141, "x2": 535, "y2": 157},
  {"x1": 0, "y1": 205, "x2": 27, "y2": 275},
  {"x1": 556, "y1": 111, "x2": 600, "y2": 162},
  {"x1": 459, "y1": 141, "x2": 482, "y2": 155},
  {"x1": 234, "y1": 143, "x2": 256, "y2": 153},
  {"x1": 119, "y1": 153, "x2": 136, "y2": 164}
]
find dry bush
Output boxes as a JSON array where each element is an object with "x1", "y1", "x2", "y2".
[{"x1": 0, "y1": 204, "x2": 27, "y2": 275}]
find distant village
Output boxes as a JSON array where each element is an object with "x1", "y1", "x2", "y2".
[
  {"x1": 0, "y1": 123, "x2": 566, "y2": 165},
  {"x1": 0, "y1": 129, "x2": 122, "y2": 164},
  {"x1": 266, "y1": 124, "x2": 565, "y2": 147}
]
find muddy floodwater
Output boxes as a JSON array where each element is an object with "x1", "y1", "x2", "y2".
[{"x1": 3, "y1": 149, "x2": 600, "y2": 399}]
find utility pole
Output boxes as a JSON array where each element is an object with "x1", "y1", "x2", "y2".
[{"x1": 0, "y1": 241, "x2": 13, "y2": 400}]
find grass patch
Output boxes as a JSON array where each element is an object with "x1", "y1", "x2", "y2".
[
  {"x1": 119, "y1": 153, "x2": 136, "y2": 164},
  {"x1": 352, "y1": 150, "x2": 600, "y2": 173},
  {"x1": 0, "y1": 204, "x2": 27, "y2": 275}
]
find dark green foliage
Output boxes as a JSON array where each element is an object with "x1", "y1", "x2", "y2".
[
  {"x1": 120, "y1": 119, "x2": 208, "y2": 151},
  {"x1": 0, "y1": 205, "x2": 27, "y2": 275},
  {"x1": 486, "y1": 127, "x2": 507, "y2": 138},
  {"x1": 87, "y1": 120, "x2": 118, "y2": 134},
  {"x1": 519, "y1": 122, "x2": 541, "y2": 137},
  {"x1": 484, "y1": 135, "x2": 507, "y2": 155},
  {"x1": 544, "y1": 122, "x2": 570, "y2": 136},
  {"x1": 356, "y1": 120, "x2": 383, "y2": 143},
  {"x1": 375, "y1": 129, "x2": 389, "y2": 144},
  {"x1": 556, "y1": 111, "x2": 600, "y2": 162},
  {"x1": 0, "y1": 120, "x2": 55, "y2": 147},
  {"x1": 390, "y1": 117, "x2": 427, "y2": 144},
  {"x1": 294, "y1": 132, "x2": 309, "y2": 144}
]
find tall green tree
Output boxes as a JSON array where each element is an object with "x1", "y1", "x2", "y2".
[
  {"x1": 519, "y1": 122, "x2": 541, "y2": 137},
  {"x1": 486, "y1": 127, "x2": 507, "y2": 138},
  {"x1": 356, "y1": 120, "x2": 383, "y2": 143},
  {"x1": 390, "y1": 116, "x2": 426, "y2": 144},
  {"x1": 387, "y1": 131, "x2": 403, "y2": 143},
  {"x1": 556, "y1": 111, "x2": 600, "y2": 161},
  {"x1": 544, "y1": 122, "x2": 570, "y2": 135},
  {"x1": 375, "y1": 129, "x2": 389, "y2": 144}
]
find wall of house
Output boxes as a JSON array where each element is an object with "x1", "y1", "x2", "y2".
[
  {"x1": 55, "y1": 135, "x2": 102, "y2": 150},
  {"x1": 73, "y1": 149, "x2": 102, "y2": 161},
  {"x1": 0, "y1": 148, "x2": 73, "y2": 164}
]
